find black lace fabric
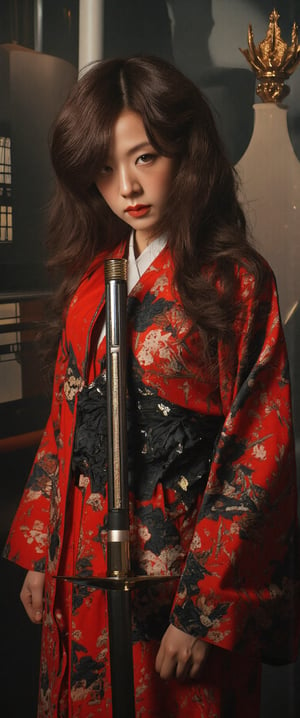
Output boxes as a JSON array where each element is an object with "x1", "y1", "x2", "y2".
[
  {"x1": 72, "y1": 373, "x2": 108, "y2": 494},
  {"x1": 72, "y1": 371, "x2": 223, "y2": 502}
]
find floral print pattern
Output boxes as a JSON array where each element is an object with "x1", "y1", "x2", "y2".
[{"x1": 3, "y1": 240, "x2": 299, "y2": 717}]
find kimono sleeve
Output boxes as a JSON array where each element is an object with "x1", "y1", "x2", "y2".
[
  {"x1": 2, "y1": 332, "x2": 69, "y2": 573},
  {"x1": 170, "y1": 264, "x2": 300, "y2": 664}
]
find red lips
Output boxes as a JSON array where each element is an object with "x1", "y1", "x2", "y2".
[{"x1": 125, "y1": 205, "x2": 151, "y2": 218}]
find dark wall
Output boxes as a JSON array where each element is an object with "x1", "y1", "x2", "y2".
[{"x1": 0, "y1": 45, "x2": 77, "y2": 291}]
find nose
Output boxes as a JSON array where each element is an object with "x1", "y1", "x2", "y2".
[{"x1": 119, "y1": 164, "x2": 141, "y2": 197}]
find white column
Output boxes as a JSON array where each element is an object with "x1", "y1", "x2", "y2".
[
  {"x1": 236, "y1": 103, "x2": 300, "y2": 326},
  {"x1": 78, "y1": 0, "x2": 105, "y2": 78},
  {"x1": 34, "y1": 0, "x2": 43, "y2": 52}
]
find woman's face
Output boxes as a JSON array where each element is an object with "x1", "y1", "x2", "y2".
[{"x1": 95, "y1": 110, "x2": 175, "y2": 253}]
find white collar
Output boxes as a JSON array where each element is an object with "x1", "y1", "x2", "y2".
[
  {"x1": 127, "y1": 231, "x2": 167, "y2": 292},
  {"x1": 98, "y1": 232, "x2": 167, "y2": 347}
]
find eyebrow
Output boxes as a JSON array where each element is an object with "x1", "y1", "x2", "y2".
[
  {"x1": 126, "y1": 141, "x2": 153, "y2": 157},
  {"x1": 105, "y1": 141, "x2": 154, "y2": 165}
]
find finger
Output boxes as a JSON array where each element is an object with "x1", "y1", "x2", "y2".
[
  {"x1": 193, "y1": 639, "x2": 210, "y2": 663},
  {"x1": 155, "y1": 645, "x2": 178, "y2": 680},
  {"x1": 31, "y1": 588, "x2": 43, "y2": 623},
  {"x1": 20, "y1": 583, "x2": 36, "y2": 622},
  {"x1": 155, "y1": 636, "x2": 176, "y2": 679},
  {"x1": 175, "y1": 654, "x2": 193, "y2": 681},
  {"x1": 20, "y1": 576, "x2": 44, "y2": 623},
  {"x1": 173, "y1": 642, "x2": 192, "y2": 680},
  {"x1": 189, "y1": 660, "x2": 203, "y2": 680},
  {"x1": 189, "y1": 641, "x2": 210, "y2": 680},
  {"x1": 159, "y1": 654, "x2": 178, "y2": 680}
]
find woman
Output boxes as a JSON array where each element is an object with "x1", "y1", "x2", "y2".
[{"x1": 4, "y1": 56, "x2": 299, "y2": 717}]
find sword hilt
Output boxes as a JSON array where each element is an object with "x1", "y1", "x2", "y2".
[{"x1": 105, "y1": 258, "x2": 129, "y2": 578}]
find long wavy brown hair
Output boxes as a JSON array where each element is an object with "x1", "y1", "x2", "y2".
[{"x1": 46, "y1": 55, "x2": 263, "y2": 370}]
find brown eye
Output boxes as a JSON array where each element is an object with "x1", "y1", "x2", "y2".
[
  {"x1": 136, "y1": 153, "x2": 156, "y2": 165},
  {"x1": 100, "y1": 165, "x2": 113, "y2": 175}
]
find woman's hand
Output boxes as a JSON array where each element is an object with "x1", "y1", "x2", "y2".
[
  {"x1": 20, "y1": 570, "x2": 45, "y2": 623},
  {"x1": 155, "y1": 623, "x2": 210, "y2": 681}
]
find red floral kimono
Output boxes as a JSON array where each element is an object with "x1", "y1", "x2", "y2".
[{"x1": 4, "y1": 240, "x2": 299, "y2": 717}]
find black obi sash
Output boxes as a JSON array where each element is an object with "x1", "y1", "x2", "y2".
[{"x1": 72, "y1": 371, "x2": 223, "y2": 505}]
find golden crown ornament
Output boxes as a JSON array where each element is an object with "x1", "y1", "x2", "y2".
[{"x1": 240, "y1": 8, "x2": 300, "y2": 102}]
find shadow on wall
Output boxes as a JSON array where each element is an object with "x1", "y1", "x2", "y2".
[
  {"x1": 170, "y1": 0, "x2": 256, "y2": 163},
  {"x1": 169, "y1": 0, "x2": 300, "y2": 162},
  {"x1": 104, "y1": 0, "x2": 173, "y2": 61}
]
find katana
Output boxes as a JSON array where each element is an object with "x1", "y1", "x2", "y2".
[
  {"x1": 58, "y1": 257, "x2": 173, "y2": 718},
  {"x1": 104, "y1": 257, "x2": 135, "y2": 718}
]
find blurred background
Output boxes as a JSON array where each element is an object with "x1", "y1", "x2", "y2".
[{"x1": 0, "y1": 1, "x2": 299, "y2": 715}]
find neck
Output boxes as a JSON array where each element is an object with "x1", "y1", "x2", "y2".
[{"x1": 134, "y1": 232, "x2": 154, "y2": 257}]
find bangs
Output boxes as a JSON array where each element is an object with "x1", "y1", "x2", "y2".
[{"x1": 51, "y1": 64, "x2": 126, "y2": 195}]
